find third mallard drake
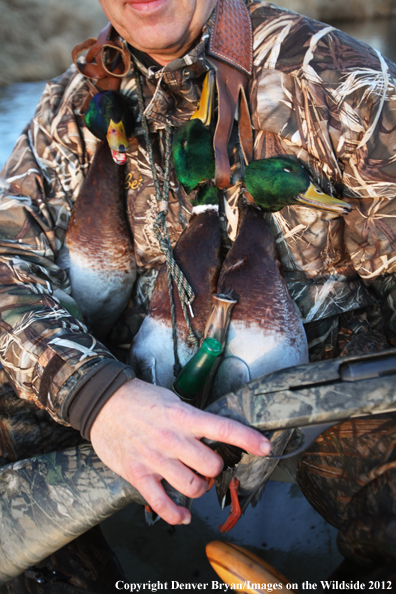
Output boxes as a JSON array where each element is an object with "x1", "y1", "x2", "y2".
[
  {"x1": 244, "y1": 156, "x2": 351, "y2": 215},
  {"x1": 210, "y1": 202, "x2": 306, "y2": 532}
]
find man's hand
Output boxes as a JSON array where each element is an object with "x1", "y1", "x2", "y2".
[{"x1": 90, "y1": 378, "x2": 271, "y2": 525}]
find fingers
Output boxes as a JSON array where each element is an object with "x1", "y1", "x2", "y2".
[
  {"x1": 125, "y1": 458, "x2": 211, "y2": 525},
  {"x1": 153, "y1": 424, "x2": 224, "y2": 478},
  {"x1": 159, "y1": 458, "x2": 208, "y2": 499},
  {"x1": 127, "y1": 445, "x2": 214, "y2": 500},
  {"x1": 180, "y1": 444, "x2": 224, "y2": 478},
  {"x1": 91, "y1": 379, "x2": 271, "y2": 528},
  {"x1": 191, "y1": 410, "x2": 271, "y2": 456},
  {"x1": 128, "y1": 465, "x2": 192, "y2": 525}
]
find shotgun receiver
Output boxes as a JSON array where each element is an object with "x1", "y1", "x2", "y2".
[{"x1": 1, "y1": 349, "x2": 396, "y2": 583}]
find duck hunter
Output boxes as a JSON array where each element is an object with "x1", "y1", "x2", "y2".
[{"x1": 1, "y1": 0, "x2": 396, "y2": 590}]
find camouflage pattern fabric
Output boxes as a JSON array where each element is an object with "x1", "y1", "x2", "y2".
[
  {"x1": 0, "y1": 525, "x2": 125, "y2": 594},
  {"x1": 0, "y1": 368, "x2": 84, "y2": 468},
  {"x1": 1, "y1": 2, "x2": 396, "y2": 425},
  {"x1": 0, "y1": 442, "x2": 145, "y2": 584},
  {"x1": 204, "y1": 343, "x2": 396, "y2": 566},
  {"x1": 297, "y1": 416, "x2": 396, "y2": 565},
  {"x1": 0, "y1": 0, "x2": 396, "y2": 574}
]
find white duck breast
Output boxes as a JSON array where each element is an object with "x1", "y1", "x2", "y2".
[
  {"x1": 65, "y1": 142, "x2": 136, "y2": 339},
  {"x1": 67, "y1": 254, "x2": 136, "y2": 338},
  {"x1": 130, "y1": 314, "x2": 198, "y2": 388},
  {"x1": 212, "y1": 205, "x2": 308, "y2": 399},
  {"x1": 130, "y1": 209, "x2": 222, "y2": 386}
]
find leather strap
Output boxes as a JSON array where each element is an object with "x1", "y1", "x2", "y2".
[
  {"x1": 72, "y1": 22, "x2": 131, "y2": 111},
  {"x1": 208, "y1": 0, "x2": 253, "y2": 76},
  {"x1": 208, "y1": 0, "x2": 253, "y2": 189}
]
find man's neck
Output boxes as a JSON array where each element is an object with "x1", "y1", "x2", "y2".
[{"x1": 129, "y1": 45, "x2": 162, "y2": 70}]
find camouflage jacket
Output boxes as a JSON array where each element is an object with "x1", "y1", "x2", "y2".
[{"x1": 1, "y1": 0, "x2": 396, "y2": 427}]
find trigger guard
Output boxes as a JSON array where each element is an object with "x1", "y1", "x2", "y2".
[{"x1": 265, "y1": 422, "x2": 336, "y2": 460}]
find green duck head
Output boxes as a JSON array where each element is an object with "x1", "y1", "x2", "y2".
[
  {"x1": 244, "y1": 157, "x2": 352, "y2": 215},
  {"x1": 172, "y1": 71, "x2": 216, "y2": 196},
  {"x1": 84, "y1": 90, "x2": 136, "y2": 165}
]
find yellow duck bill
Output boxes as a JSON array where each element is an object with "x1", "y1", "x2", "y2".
[
  {"x1": 296, "y1": 183, "x2": 352, "y2": 215},
  {"x1": 106, "y1": 119, "x2": 129, "y2": 164},
  {"x1": 190, "y1": 69, "x2": 215, "y2": 126}
]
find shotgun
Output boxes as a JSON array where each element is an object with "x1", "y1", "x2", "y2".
[
  {"x1": 203, "y1": 348, "x2": 396, "y2": 457},
  {"x1": 1, "y1": 348, "x2": 396, "y2": 584}
]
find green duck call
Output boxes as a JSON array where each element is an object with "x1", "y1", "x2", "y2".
[{"x1": 172, "y1": 336, "x2": 223, "y2": 404}]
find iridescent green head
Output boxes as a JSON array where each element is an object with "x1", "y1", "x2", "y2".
[
  {"x1": 245, "y1": 157, "x2": 352, "y2": 215},
  {"x1": 84, "y1": 90, "x2": 136, "y2": 165},
  {"x1": 172, "y1": 119, "x2": 215, "y2": 194}
]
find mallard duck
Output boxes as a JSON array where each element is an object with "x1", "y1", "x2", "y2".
[
  {"x1": 62, "y1": 90, "x2": 137, "y2": 337},
  {"x1": 213, "y1": 202, "x2": 308, "y2": 397},
  {"x1": 84, "y1": 90, "x2": 136, "y2": 165},
  {"x1": 129, "y1": 208, "x2": 221, "y2": 386},
  {"x1": 244, "y1": 156, "x2": 351, "y2": 215},
  {"x1": 65, "y1": 142, "x2": 136, "y2": 339},
  {"x1": 209, "y1": 202, "x2": 306, "y2": 532},
  {"x1": 130, "y1": 70, "x2": 220, "y2": 384},
  {"x1": 172, "y1": 70, "x2": 218, "y2": 204}
]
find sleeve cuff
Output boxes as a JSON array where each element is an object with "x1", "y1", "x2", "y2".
[{"x1": 68, "y1": 360, "x2": 135, "y2": 440}]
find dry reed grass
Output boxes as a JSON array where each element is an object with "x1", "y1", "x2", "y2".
[
  {"x1": 0, "y1": 0, "x2": 107, "y2": 86},
  {"x1": 1, "y1": 0, "x2": 395, "y2": 86}
]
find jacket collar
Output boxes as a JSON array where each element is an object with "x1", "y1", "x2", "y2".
[{"x1": 127, "y1": 15, "x2": 215, "y2": 126}]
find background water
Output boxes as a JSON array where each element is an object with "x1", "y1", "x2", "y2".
[
  {"x1": 0, "y1": 17, "x2": 394, "y2": 592},
  {"x1": 0, "y1": 81, "x2": 46, "y2": 170}
]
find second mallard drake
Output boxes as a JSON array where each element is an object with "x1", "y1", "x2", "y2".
[
  {"x1": 130, "y1": 208, "x2": 222, "y2": 386},
  {"x1": 172, "y1": 70, "x2": 218, "y2": 204},
  {"x1": 130, "y1": 72, "x2": 220, "y2": 385}
]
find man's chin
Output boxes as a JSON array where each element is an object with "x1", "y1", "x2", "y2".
[{"x1": 122, "y1": 18, "x2": 193, "y2": 64}]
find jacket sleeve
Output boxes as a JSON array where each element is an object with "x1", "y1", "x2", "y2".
[
  {"x1": 341, "y1": 56, "x2": 396, "y2": 343},
  {"x1": 0, "y1": 66, "x2": 133, "y2": 427}
]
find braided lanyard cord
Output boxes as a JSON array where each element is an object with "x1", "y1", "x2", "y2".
[{"x1": 135, "y1": 72, "x2": 199, "y2": 376}]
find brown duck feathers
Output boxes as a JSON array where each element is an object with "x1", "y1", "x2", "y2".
[
  {"x1": 65, "y1": 142, "x2": 136, "y2": 339},
  {"x1": 212, "y1": 204, "x2": 308, "y2": 399},
  {"x1": 130, "y1": 209, "x2": 222, "y2": 386}
]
